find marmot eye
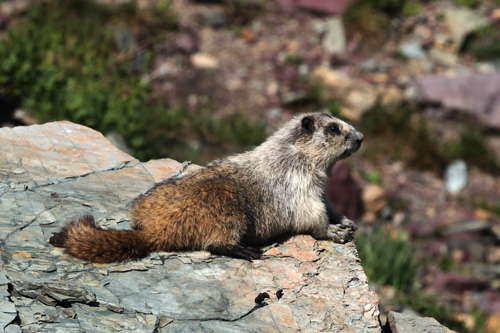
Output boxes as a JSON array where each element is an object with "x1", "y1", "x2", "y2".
[{"x1": 328, "y1": 124, "x2": 340, "y2": 135}]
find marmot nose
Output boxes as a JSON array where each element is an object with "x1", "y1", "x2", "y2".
[{"x1": 356, "y1": 132, "x2": 364, "y2": 143}]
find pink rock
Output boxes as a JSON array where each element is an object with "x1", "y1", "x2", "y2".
[
  {"x1": 415, "y1": 73, "x2": 500, "y2": 130},
  {"x1": 175, "y1": 33, "x2": 198, "y2": 54},
  {"x1": 297, "y1": 0, "x2": 355, "y2": 15},
  {"x1": 327, "y1": 161, "x2": 364, "y2": 219},
  {"x1": 430, "y1": 272, "x2": 489, "y2": 292},
  {"x1": 276, "y1": 0, "x2": 355, "y2": 14}
]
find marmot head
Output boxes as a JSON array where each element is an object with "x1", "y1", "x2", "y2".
[{"x1": 289, "y1": 112, "x2": 364, "y2": 169}]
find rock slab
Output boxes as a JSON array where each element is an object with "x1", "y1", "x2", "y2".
[
  {"x1": 415, "y1": 73, "x2": 500, "y2": 130},
  {"x1": 385, "y1": 311, "x2": 456, "y2": 333},
  {"x1": 0, "y1": 121, "x2": 381, "y2": 332}
]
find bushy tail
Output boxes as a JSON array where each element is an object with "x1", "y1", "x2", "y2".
[{"x1": 49, "y1": 215, "x2": 150, "y2": 263}]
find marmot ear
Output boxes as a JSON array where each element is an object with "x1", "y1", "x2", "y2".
[{"x1": 301, "y1": 116, "x2": 315, "y2": 134}]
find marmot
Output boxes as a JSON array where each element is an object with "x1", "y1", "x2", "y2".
[{"x1": 49, "y1": 112, "x2": 363, "y2": 263}]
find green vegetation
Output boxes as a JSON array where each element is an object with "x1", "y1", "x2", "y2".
[
  {"x1": 284, "y1": 54, "x2": 304, "y2": 66},
  {"x1": 454, "y1": 0, "x2": 478, "y2": 8},
  {"x1": 356, "y1": 224, "x2": 480, "y2": 332},
  {"x1": 0, "y1": 0, "x2": 173, "y2": 160},
  {"x1": 358, "y1": 104, "x2": 446, "y2": 171},
  {"x1": 343, "y1": 0, "x2": 427, "y2": 51},
  {"x1": 475, "y1": 200, "x2": 500, "y2": 218},
  {"x1": 467, "y1": 23, "x2": 500, "y2": 61},
  {"x1": 402, "y1": 2, "x2": 423, "y2": 16},
  {"x1": 358, "y1": 169, "x2": 383, "y2": 185},
  {"x1": 470, "y1": 307, "x2": 489, "y2": 333},
  {"x1": 0, "y1": 0, "x2": 267, "y2": 163},
  {"x1": 443, "y1": 127, "x2": 500, "y2": 174},
  {"x1": 301, "y1": 83, "x2": 346, "y2": 119},
  {"x1": 358, "y1": 104, "x2": 500, "y2": 174},
  {"x1": 356, "y1": 225, "x2": 418, "y2": 292}
]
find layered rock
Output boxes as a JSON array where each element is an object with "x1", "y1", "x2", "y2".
[{"x1": 0, "y1": 121, "x2": 380, "y2": 332}]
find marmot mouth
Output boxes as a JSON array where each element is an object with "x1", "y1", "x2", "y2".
[{"x1": 340, "y1": 150, "x2": 352, "y2": 159}]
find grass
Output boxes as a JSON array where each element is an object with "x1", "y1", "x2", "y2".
[
  {"x1": 358, "y1": 104, "x2": 446, "y2": 171},
  {"x1": 356, "y1": 225, "x2": 418, "y2": 292},
  {"x1": 0, "y1": 0, "x2": 268, "y2": 163},
  {"x1": 356, "y1": 223, "x2": 485, "y2": 332},
  {"x1": 0, "y1": 0, "x2": 174, "y2": 160},
  {"x1": 467, "y1": 23, "x2": 500, "y2": 61}
]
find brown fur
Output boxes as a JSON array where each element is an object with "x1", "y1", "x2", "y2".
[{"x1": 50, "y1": 113, "x2": 363, "y2": 263}]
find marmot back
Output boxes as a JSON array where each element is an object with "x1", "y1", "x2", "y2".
[{"x1": 50, "y1": 112, "x2": 363, "y2": 262}]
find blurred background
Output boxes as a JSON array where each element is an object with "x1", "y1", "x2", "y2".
[{"x1": 1, "y1": 0, "x2": 500, "y2": 331}]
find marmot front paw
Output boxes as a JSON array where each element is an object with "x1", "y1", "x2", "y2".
[{"x1": 327, "y1": 223, "x2": 356, "y2": 243}]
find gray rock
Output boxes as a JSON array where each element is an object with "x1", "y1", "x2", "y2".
[
  {"x1": 0, "y1": 121, "x2": 381, "y2": 332},
  {"x1": 429, "y1": 48, "x2": 458, "y2": 67},
  {"x1": 399, "y1": 40, "x2": 426, "y2": 59},
  {"x1": 444, "y1": 160, "x2": 467, "y2": 194},
  {"x1": 201, "y1": 11, "x2": 229, "y2": 28},
  {"x1": 385, "y1": 311, "x2": 456, "y2": 333},
  {"x1": 322, "y1": 17, "x2": 346, "y2": 56},
  {"x1": 174, "y1": 32, "x2": 198, "y2": 54},
  {"x1": 298, "y1": 0, "x2": 354, "y2": 14}
]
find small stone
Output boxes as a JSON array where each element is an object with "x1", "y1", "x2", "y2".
[
  {"x1": 345, "y1": 88, "x2": 377, "y2": 117},
  {"x1": 175, "y1": 33, "x2": 198, "y2": 54},
  {"x1": 399, "y1": 40, "x2": 426, "y2": 59},
  {"x1": 486, "y1": 313, "x2": 500, "y2": 333},
  {"x1": 240, "y1": 28, "x2": 256, "y2": 43},
  {"x1": 114, "y1": 28, "x2": 136, "y2": 52},
  {"x1": 190, "y1": 53, "x2": 220, "y2": 70},
  {"x1": 385, "y1": 311, "x2": 455, "y2": 333},
  {"x1": 200, "y1": 11, "x2": 229, "y2": 28},
  {"x1": 322, "y1": 17, "x2": 346, "y2": 56},
  {"x1": 362, "y1": 184, "x2": 387, "y2": 215},
  {"x1": 444, "y1": 160, "x2": 467, "y2": 194},
  {"x1": 379, "y1": 85, "x2": 404, "y2": 106},
  {"x1": 429, "y1": 48, "x2": 458, "y2": 67}
]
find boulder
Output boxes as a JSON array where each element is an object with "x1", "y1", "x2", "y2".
[
  {"x1": 327, "y1": 161, "x2": 364, "y2": 219},
  {"x1": 0, "y1": 121, "x2": 381, "y2": 332},
  {"x1": 414, "y1": 73, "x2": 500, "y2": 130},
  {"x1": 384, "y1": 311, "x2": 456, "y2": 333},
  {"x1": 311, "y1": 67, "x2": 377, "y2": 120},
  {"x1": 276, "y1": 0, "x2": 354, "y2": 15},
  {"x1": 444, "y1": 6, "x2": 488, "y2": 49}
]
